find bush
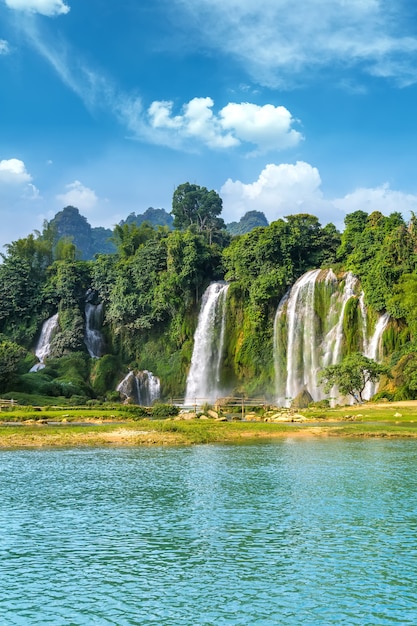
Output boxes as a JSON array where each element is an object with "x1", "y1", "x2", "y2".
[
  {"x1": 68, "y1": 395, "x2": 89, "y2": 406},
  {"x1": 151, "y1": 403, "x2": 180, "y2": 418},
  {"x1": 121, "y1": 406, "x2": 152, "y2": 419}
]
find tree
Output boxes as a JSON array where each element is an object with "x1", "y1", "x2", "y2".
[
  {"x1": 319, "y1": 353, "x2": 390, "y2": 403},
  {"x1": 0, "y1": 339, "x2": 26, "y2": 391},
  {"x1": 172, "y1": 183, "x2": 225, "y2": 239},
  {"x1": 112, "y1": 222, "x2": 156, "y2": 258}
]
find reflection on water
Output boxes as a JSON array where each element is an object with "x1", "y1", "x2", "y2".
[{"x1": 1, "y1": 440, "x2": 417, "y2": 624}]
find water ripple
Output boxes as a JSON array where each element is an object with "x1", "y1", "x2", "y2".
[{"x1": 1, "y1": 441, "x2": 417, "y2": 624}]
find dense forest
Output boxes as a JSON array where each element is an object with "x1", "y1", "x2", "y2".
[{"x1": 0, "y1": 181, "x2": 416, "y2": 406}]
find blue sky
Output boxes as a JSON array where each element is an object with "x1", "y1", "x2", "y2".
[{"x1": 1, "y1": 0, "x2": 417, "y2": 248}]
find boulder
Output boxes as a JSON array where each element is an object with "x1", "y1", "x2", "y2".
[{"x1": 291, "y1": 389, "x2": 314, "y2": 409}]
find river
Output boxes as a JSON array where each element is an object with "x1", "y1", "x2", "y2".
[{"x1": 1, "y1": 439, "x2": 416, "y2": 624}]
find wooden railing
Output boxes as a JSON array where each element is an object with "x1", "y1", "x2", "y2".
[{"x1": 0, "y1": 398, "x2": 17, "y2": 410}]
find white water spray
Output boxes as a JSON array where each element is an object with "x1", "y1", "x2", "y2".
[
  {"x1": 30, "y1": 313, "x2": 59, "y2": 371},
  {"x1": 117, "y1": 370, "x2": 161, "y2": 405},
  {"x1": 185, "y1": 282, "x2": 229, "y2": 405},
  {"x1": 274, "y1": 269, "x2": 389, "y2": 406}
]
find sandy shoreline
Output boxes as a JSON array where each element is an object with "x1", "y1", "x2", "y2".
[{"x1": 2, "y1": 415, "x2": 417, "y2": 448}]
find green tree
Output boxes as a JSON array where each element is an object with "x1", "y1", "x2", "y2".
[
  {"x1": 172, "y1": 183, "x2": 225, "y2": 240},
  {"x1": 112, "y1": 222, "x2": 156, "y2": 258},
  {"x1": 0, "y1": 339, "x2": 26, "y2": 391},
  {"x1": 319, "y1": 353, "x2": 390, "y2": 403}
]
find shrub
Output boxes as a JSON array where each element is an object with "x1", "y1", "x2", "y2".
[{"x1": 151, "y1": 403, "x2": 180, "y2": 418}]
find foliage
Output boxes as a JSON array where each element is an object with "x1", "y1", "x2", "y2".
[
  {"x1": 172, "y1": 182, "x2": 226, "y2": 242},
  {"x1": 338, "y1": 211, "x2": 417, "y2": 312},
  {"x1": 319, "y1": 353, "x2": 391, "y2": 403},
  {"x1": 2, "y1": 197, "x2": 417, "y2": 402},
  {"x1": 151, "y1": 403, "x2": 180, "y2": 418},
  {"x1": 0, "y1": 339, "x2": 26, "y2": 391}
]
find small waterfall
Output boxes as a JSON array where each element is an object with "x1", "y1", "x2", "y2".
[
  {"x1": 30, "y1": 313, "x2": 59, "y2": 372},
  {"x1": 84, "y1": 292, "x2": 105, "y2": 358},
  {"x1": 363, "y1": 312, "x2": 390, "y2": 399},
  {"x1": 185, "y1": 282, "x2": 229, "y2": 405},
  {"x1": 274, "y1": 269, "x2": 388, "y2": 406},
  {"x1": 117, "y1": 370, "x2": 161, "y2": 405}
]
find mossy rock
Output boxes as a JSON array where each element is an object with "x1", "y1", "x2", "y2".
[{"x1": 291, "y1": 389, "x2": 314, "y2": 409}]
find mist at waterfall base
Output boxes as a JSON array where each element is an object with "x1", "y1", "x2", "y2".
[
  {"x1": 274, "y1": 269, "x2": 389, "y2": 407},
  {"x1": 185, "y1": 282, "x2": 230, "y2": 405}
]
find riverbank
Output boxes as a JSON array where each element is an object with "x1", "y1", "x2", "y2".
[{"x1": 2, "y1": 401, "x2": 417, "y2": 447}]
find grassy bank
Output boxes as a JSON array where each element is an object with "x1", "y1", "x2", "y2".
[{"x1": 1, "y1": 401, "x2": 417, "y2": 447}]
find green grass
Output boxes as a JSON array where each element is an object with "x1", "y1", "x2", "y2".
[{"x1": 2, "y1": 402, "x2": 417, "y2": 447}]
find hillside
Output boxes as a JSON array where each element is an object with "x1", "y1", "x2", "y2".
[{"x1": 0, "y1": 190, "x2": 416, "y2": 406}]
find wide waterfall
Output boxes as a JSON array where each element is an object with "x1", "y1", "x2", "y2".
[
  {"x1": 117, "y1": 370, "x2": 161, "y2": 405},
  {"x1": 185, "y1": 282, "x2": 229, "y2": 405},
  {"x1": 84, "y1": 291, "x2": 105, "y2": 358},
  {"x1": 30, "y1": 313, "x2": 59, "y2": 372},
  {"x1": 274, "y1": 269, "x2": 389, "y2": 406}
]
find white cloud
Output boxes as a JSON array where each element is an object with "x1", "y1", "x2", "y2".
[
  {"x1": 146, "y1": 98, "x2": 302, "y2": 152},
  {"x1": 0, "y1": 39, "x2": 10, "y2": 54},
  {"x1": 220, "y1": 103, "x2": 302, "y2": 152},
  {"x1": 0, "y1": 158, "x2": 41, "y2": 247},
  {"x1": 174, "y1": 0, "x2": 417, "y2": 86},
  {"x1": 0, "y1": 158, "x2": 33, "y2": 185},
  {"x1": 221, "y1": 162, "x2": 417, "y2": 228},
  {"x1": 5, "y1": 0, "x2": 70, "y2": 16},
  {"x1": 221, "y1": 162, "x2": 329, "y2": 223},
  {"x1": 56, "y1": 180, "x2": 98, "y2": 211},
  {"x1": 333, "y1": 183, "x2": 417, "y2": 215},
  {"x1": 15, "y1": 13, "x2": 302, "y2": 153}
]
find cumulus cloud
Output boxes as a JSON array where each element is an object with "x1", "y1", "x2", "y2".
[
  {"x1": 221, "y1": 162, "x2": 329, "y2": 223},
  {"x1": 0, "y1": 40, "x2": 10, "y2": 54},
  {"x1": 0, "y1": 158, "x2": 41, "y2": 247},
  {"x1": 221, "y1": 162, "x2": 417, "y2": 228},
  {"x1": 174, "y1": 0, "x2": 417, "y2": 87},
  {"x1": 56, "y1": 180, "x2": 98, "y2": 211},
  {"x1": 333, "y1": 183, "x2": 417, "y2": 215},
  {"x1": 0, "y1": 158, "x2": 33, "y2": 185},
  {"x1": 4, "y1": 0, "x2": 70, "y2": 16},
  {"x1": 146, "y1": 98, "x2": 302, "y2": 152}
]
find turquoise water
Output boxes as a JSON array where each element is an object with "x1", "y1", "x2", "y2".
[{"x1": 1, "y1": 439, "x2": 417, "y2": 625}]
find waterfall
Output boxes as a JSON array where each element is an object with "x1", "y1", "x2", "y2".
[
  {"x1": 117, "y1": 370, "x2": 161, "y2": 405},
  {"x1": 274, "y1": 269, "x2": 389, "y2": 406},
  {"x1": 363, "y1": 312, "x2": 390, "y2": 399},
  {"x1": 185, "y1": 282, "x2": 229, "y2": 405},
  {"x1": 30, "y1": 313, "x2": 59, "y2": 372},
  {"x1": 84, "y1": 292, "x2": 105, "y2": 358}
]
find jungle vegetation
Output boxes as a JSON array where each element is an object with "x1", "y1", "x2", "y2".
[{"x1": 0, "y1": 181, "x2": 416, "y2": 405}]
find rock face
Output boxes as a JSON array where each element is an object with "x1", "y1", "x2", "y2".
[
  {"x1": 292, "y1": 389, "x2": 314, "y2": 409},
  {"x1": 116, "y1": 370, "x2": 161, "y2": 405}
]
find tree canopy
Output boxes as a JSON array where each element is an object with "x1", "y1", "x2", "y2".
[
  {"x1": 172, "y1": 183, "x2": 225, "y2": 241},
  {"x1": 319, "y1": 353, "x2": 390, "y2": 403}
]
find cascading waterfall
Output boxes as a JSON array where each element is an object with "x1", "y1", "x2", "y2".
[
  {"x1": 274, "y1": 269, "x2": 389, "y2": 406},
  {"x1": 84, "y1": 302, "x2": 105, "y2": 358},
  {"x1": 363, "y1": 312, "x2": 390, "y2": 399},
  {"x1": 185, "y1": 282, "x2": 229, "y2": 405},
  {"x1": 117, "y1": 370, "x2": 161, "y2": 405},
  {"x1": 84, "y1": 290, "x2": 105, "y2": 358},
  {"x1": 30, "y1": 313, "x2": 59, "y2": 372}
]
